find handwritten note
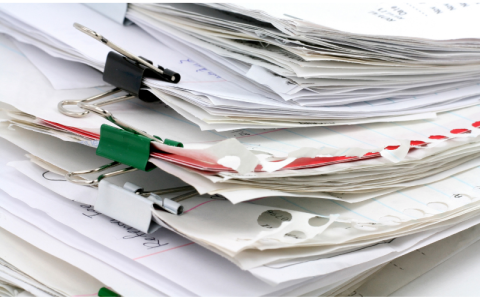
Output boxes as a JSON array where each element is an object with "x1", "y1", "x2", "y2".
[
  {"x1": 79, "y1": 204, "x2": 169, "y2": 250},
  {"x1": 370, "y1": 3, "x2": 478, "y2": 23},
  {"x1": 180, "y1": 58, "x2": 222, "y2": 79}
]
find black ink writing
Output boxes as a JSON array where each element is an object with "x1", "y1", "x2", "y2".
[
  {"x1": 80, "y1": 204, "x2": 102, "y2": 218},
  {"x1": 78, "y1": 204, "x2": 168, "y2": 250},
  {"x1": 110, "y1": 219, "x2": 169, "y2": 250}
]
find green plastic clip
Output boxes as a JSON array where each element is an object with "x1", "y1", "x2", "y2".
[
  {"x1": 164, "y1": 139, "x2": 184, "y2": 147},
  {"x1": 98, "y1": 287, "x2": 120, "y2": 297},
  {"x1": 96, "y1": 124, "x2": 155, "y2": 171},
  {"x1": 153, "y1": 135, "x2": 184, "y2": 148},
  {"x1": 96, "y1": 125, "x2": 184, "y2": 172}
]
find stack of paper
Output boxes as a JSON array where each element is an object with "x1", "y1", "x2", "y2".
[
  {"x1": 2, "y1": 3, "x2": 480, "y2": 130},
  {"x1": 2, "y1": 110, "x2": 480, "y2": 296},
  {"x1": 129, "y1": 3, "x2": 480, "y2": 128},
  {"x1": 0, "y1": 2, "x2": 480, "y2": 297}
]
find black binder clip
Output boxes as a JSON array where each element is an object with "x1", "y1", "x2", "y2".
[
  {"x1": 103, "y1": 51, "x2": 179, "y2": 103},
  {"x1": 58, "y1": 23, "x2": 181, "y2": 142}
]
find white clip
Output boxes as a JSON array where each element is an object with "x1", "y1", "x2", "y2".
[{"x1": 96, "y1": 180, "x2": 162, "y2": 234}]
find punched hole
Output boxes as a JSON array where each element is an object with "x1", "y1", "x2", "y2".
[{"x1": 257, "y1": 210, "x2": 292, "y2": 229}]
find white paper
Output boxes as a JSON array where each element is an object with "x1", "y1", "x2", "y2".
[
  {"x1": 236, "y1": 2, "x2": 480, "y2": 40},
  {"x1": 14, "y1": 40, "x2": 106, "y2": 90},
  {"x1": 0, "y1": 202, "x2": 168, "y2": 297},
  {"x1": 0, "y1": 226, "x2": 105, "y2": 297},
  {"x1": 347, "y1": 223, "x2": 480, "y2": 296}
]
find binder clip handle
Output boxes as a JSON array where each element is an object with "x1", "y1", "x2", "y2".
[
  {"x1": 148, "y1": 194, "x2": 184, "y2": 215},
  {"x1": 123, "y1": 182, "x2": 192, "y2": 216},
  {"x1": 137, "y1": 56, "x2": 180, "y2": 83},
  {"x1": 74, "y1": 23, "x2": 180, "y2": 84},
  {"x1": 58, "y1": 88, "x2": 134, "y2": 118},
  {"x1": 65, "y1": 161, "x2": 137, "y2": 186},
  {"x1": 162, "y1": 68, "x2": 181, "y2": 84}
]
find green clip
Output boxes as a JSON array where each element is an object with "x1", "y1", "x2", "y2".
[
  {"x1": 98, "y1": 287, "x2": 120, "y2": 297},
  {"x1": 153, "y1": 135, "x2": 184, "y2": 148},
  {"x1": 164, "y1": 139, "x2": 184, "y2": 148},
  {"x1": 96, "y1": 124, "x2": 155, "y2": 171}
]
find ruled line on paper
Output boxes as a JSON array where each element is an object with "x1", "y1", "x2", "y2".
[
  {"x1": 184, "y1": 199, "x2": 219, "y2": 213},
  {"x1": 133, "y1": 242, "x2": 195, "y2": 260}
]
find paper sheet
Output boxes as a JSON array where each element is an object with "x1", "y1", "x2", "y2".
[
  {"x1": 14, "y1": 40, "x2": 106, "y2": 90},
  {"x1": 0, "y1": 281, "x2": 33, "y2": 297},
  {"x1": 0, "y1": 202, "x2": 169, "y2": 297},
  {"x1": 0, "y1": 226, "x2": 105, "y2": 297},
  {"x1": 0, "y1": 268, "x2": 51, "y2": 297},
  {"x1": 344, "y1": 223, "x2": 480, "y2": 296},
  {"x1": 250, "y1": 211, "x2": 480, "y2": 285},
  {"x1": 390, "y1": 235, "x2": 480, "y2": 296},
  {"x1": 236, "y1": 2, "x2": 480, "y2": 40}
]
